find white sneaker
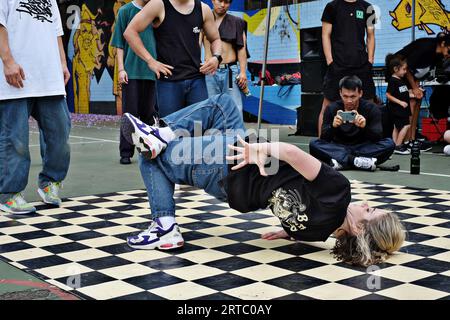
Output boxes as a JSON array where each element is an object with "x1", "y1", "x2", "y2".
[
  {"x1": 353, "y1": 157, "x2": 377, "y2": 171},
  {"x1": 330, "y1": 159, "x2": 344, "y2": 170},
  {"x1": 121, "y1": 113, "x2": 168, "y2": 160},
  {"x1": 38, "y1": 182, "x2": 62, "y2": 206},
  {"x1": 127, "y1": 220, "x2": 184, "y2": 250},
  {"x1": 444, "y1": 145, "x2": 450, "y2": 156},
  {"x1": 0, "y1": 193, "x2": 36, "y2": 215}
]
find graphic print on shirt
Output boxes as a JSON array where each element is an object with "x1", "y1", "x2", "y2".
[
  {"x1": 268, "y1": 188, "x2": 308, "y2": 232},
  {"x1": 356, "y1": 10, "x2": 364, "y2": 19},
  {"x1": 399, "y1": 85, "x2": 408, "y2": 93},
  {"x1": 16, "y1": 0, "x2": 53, "y2": 23}
]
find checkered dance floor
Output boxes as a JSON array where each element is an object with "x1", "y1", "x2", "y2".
[{"x1": 0, "y1": 181, "x2": 449, "y2": 300}]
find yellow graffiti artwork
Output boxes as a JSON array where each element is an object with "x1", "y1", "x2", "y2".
[
  {"x1": 72, "y1": 4, "x2": 105, "y2": 114},
  {"x1": 108, "y1": 0, "x2": 132, "y2": 98},
  {"x1": 390, "y1": 0, "x2": 450, "y2": 35},
  {"x1": 243, "y1": 7, "x2": 281, "y2": 36}
]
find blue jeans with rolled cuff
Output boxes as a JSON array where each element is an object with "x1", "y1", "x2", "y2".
[
  {"x1": 138, "y1": 94, "x2": 246, "y2": 219},
  {"x1": 0, "y1": 96, "x2": 71, "y2": 203}
]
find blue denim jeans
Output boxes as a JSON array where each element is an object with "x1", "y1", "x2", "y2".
[
  {"x1": 138, "y1": 94, "x2": 246, "y2": 219},
  {"x1": 0, "y1": 96, "x2": 71, "y2": 202},
  {"x1": 309, "y1": 138, "x2": 395, "y2": 169},
  {"x1": 156, "y1": 77, "x2": 208, "y2": 117},
  {"x1": 206, "y1": 64, "x2": 244, "y2": 114}
]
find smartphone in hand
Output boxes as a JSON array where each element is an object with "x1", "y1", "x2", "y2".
[{"x1": 338, "y1": 111, "x2": 357, "y2": 123}]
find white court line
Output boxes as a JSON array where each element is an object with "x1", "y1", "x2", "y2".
[
  {"x1": 67, "y1": 134, "x2": 119, "y2": 143},
  {"x1": 28, "y1": 131, "x2": 450, "y2": 178},
  {"x1": 398, "y1": 170, "x2": 450, "y2": 178},
  {"x1": 30, "y1": 131, "x2": 118, "y2": 144}
]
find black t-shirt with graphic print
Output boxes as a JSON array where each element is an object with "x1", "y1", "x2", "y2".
[
  {"x1": 387, "y1": 77, "x2": 412, "y2": 118},
  {"x1": 224, "y1": 159, "x2": 352, "y2": 242},
  {"x1": 321, "y1": 0, "x2": 375, "y2": 68},
  {"x1": 396, "y1": 38, "x2": 440, "y2": 80}
]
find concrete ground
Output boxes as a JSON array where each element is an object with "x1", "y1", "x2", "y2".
[{"x1": 1, "y1": 118, "x2": 449, "y2": 299}]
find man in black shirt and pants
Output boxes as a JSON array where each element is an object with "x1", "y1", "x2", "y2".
[
  {"x1": 310, "y1": 76, "x2": 395, "y2": 171},
  {"x1": 318, "y1": 0, "x2": 376, "y2": 137}
]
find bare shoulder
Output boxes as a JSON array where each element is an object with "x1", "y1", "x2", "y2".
[
  {"x1": 145, "y1": 0, "x2": 165, "y2": 15},
  {"x1": 144, "y1": 0, "x2": 165, "y2": 26},
  {"x1": 201, "y1": 2, "x2": 213, "y2": 20}
]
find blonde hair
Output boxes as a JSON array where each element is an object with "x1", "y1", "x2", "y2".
[{"x1": 331, "y1": 211, "x2": 405, "y2": 267}]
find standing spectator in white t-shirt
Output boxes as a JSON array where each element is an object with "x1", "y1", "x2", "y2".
[{"x1": 0, "y1": 0, "x2": 71, "y2": 214}]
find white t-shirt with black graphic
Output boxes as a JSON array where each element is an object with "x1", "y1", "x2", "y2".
[{"x1": 0, "y1": 0, "x2": 65, "y2": 100}]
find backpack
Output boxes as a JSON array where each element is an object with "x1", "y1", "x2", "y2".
[{"x1": 258, "y1": 70, "x2": 275, "y2": 85}]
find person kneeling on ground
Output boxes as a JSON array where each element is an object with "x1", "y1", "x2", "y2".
[
  {"x1": 309, "y1": 75, "x2": 395, "y2": 171},
  {"x1": 120, "y1": 94, "x2": 405, "y2": 267}
]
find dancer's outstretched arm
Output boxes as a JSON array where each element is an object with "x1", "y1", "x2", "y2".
[
  {"x1": 226, "y1": 136, "x2": 322, "y2": 181},
  {"x1": 227, "y1": 136, "x2": 322, "y2": 241}
]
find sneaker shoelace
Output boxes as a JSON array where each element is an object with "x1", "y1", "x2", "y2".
[
  {"x1": 46, "y1": 182, "x2": 62, "y2": 195},
  {"x1": 152, "y1": 116, "x2": 161, "y2": 128},
  {"x1": 11, "y1": 193, "x2": 27, "y2": 206},
  {"x1": 141, "y1": 221, "x2": 159, "y2": 236}
]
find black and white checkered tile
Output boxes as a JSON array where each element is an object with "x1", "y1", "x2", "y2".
[{"x1": 0, "y1": 181, "x2": 449, "y2": 300}]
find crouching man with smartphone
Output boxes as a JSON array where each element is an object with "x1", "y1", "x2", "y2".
[{"x1": 309, "y1": 76, "x2": 395, "y2": 171}]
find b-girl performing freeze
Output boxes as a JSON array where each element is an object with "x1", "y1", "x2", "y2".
[{"x1": 121, "y1": 94, "x2": 405, "y2": 267}]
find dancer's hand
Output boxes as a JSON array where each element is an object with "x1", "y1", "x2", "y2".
[
  {"x1": 4, "y1": 59, "x2": 25, "y2": 88},
  {"x1": 237, "y1": 72, "x2": 248, "y2": 89},
  {"x1": 62, "y1": 64, "x2": 71, "y2": 86},
  {"x1": 148, "y1": 60, "x2": 173, "y2": 79},
  {"x1": 354, "y1": 112, "x2": 366, "y2": 128},
  {"x1": 119, "y1": 70, "x2": 128, "y2": 85},
  {"x1": 226, "y1": 135, "x2": 270, "y2": 176},
  {"x1": 412, "y1": 87, "x2": 424, "y2": 99},
  {"x1": 199, "y1": 57, "x2": 219, "y2": 75},
  {"x1": 261, "y1": 229, "x2": 291, "y2": 240},
  {"x1": 333, "y1": 113, "x2": 343, "y2": 128}
]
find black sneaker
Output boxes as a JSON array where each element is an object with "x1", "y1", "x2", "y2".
[
  {"x1": 418, "y1": 140, "x2": 433, "y2": 152},
  {"x1": 120, "y1": 157, "x2": 131, "y2": 165},
  {"x1": 394, "y1": 145, "x2": 410, "y2": 155}
]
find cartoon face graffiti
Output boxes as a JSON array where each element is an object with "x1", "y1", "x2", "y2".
[
  {"x1": 268, "y1": 188, "x2": 308, "y2": 232},
  {"x1": 390, "y1": 0, "x2": 450, "y2": 35}
]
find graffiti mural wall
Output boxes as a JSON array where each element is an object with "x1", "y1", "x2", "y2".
[
  {"x1": 59, "y1": 0, "x2": 131, "y2": 114},
  {"x1": 58, "y1": 0, "x2": 449, "y2": 121}
]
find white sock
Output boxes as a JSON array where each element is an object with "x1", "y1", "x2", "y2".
[
  {"x1": 156, "y1": 216, "x2": 176, "y2": 229},
  {"x1": 159, "y1": 127, "x2": 176, "y2": 144}
]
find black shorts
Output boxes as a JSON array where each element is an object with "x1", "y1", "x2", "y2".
[
  {"x1": 323, "y1": 62, "x2": 375, "y2": 101},
  {"x1": 392, "y1": 115, "x2": 410, "y2": 130}
]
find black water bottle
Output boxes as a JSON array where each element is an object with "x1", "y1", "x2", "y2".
[{"x1": 410, "y1": 140, "x2": 420, "y2": 174}]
